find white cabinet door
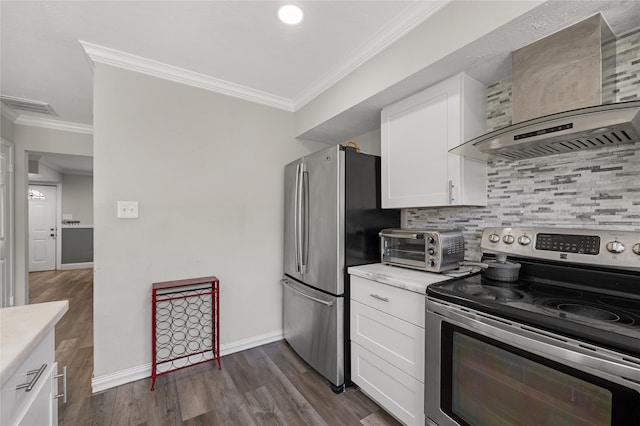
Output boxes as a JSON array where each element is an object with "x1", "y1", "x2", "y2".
[
  {"x1": 1, "y1": 330, "x2": 58, "y2": 426},
  {"x1": 17, "y1": 362, "x2": 58, "y2": 426},
  {"x1": 352, "y1": 342, "x2": 424, "y2": 426},
  {"x1": 351, "y1": 300, "x2": 424, "y2": 379},
  {"x1": 382, "y1": 80, "x2": 449, "y2": 208},
  {"x1": 381, "y1": 73, "x2": 487, "y2": 208}
]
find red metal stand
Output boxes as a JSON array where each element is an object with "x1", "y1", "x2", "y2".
[{"x1": 151, "y1": 276, "x2": 221, "y2": 391}]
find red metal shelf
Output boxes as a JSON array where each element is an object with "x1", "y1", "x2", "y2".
[{"x1": 151, "y1": 276, "x2": 221, "y2": 390}]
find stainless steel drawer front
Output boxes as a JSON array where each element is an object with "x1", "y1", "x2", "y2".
[{"x1": 282, "y1": 277, "x2": 344, "y2": 387}]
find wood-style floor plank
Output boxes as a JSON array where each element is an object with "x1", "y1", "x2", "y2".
[{"x1": 29, "y1": 269, "x2": 402, "y2": 426}]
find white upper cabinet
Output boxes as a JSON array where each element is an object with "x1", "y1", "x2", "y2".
[{"x1": 381, "y1": 72, "x2": 487, "y2": 208}]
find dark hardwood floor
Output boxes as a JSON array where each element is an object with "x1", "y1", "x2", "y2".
[{"x1": 29, "y1": 269, "x2": 401, "y2": 426}]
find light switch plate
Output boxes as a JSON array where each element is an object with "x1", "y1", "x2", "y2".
[{"x1": 117, "y1": 201, "x2": 139, "y2": 219}]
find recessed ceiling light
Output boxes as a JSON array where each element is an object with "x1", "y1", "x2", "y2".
[{"x1": 278, "y1": 4, "x2": 303, "y2": 25}]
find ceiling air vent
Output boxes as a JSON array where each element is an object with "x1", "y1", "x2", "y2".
[{"x1": 0, "y1": 95, "x2": 57, "y2": 116}]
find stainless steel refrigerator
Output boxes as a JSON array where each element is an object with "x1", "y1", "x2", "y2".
[{"x1": 282, "y1": 144, "x2": 400, "y2": 392}]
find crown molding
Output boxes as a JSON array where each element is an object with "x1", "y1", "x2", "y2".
[
  {"x1": 14, "y1": 115, "x2": 94, "y2": 134},
  {"x1": 1, "y1": 103, "x2": 19, "y2": 122},
  {"x1": 80, "y1": 41, "x2": 295, "y2": 112},
  {"x1": 292, "y1": 0, "x2": 449, "y2": 110}
]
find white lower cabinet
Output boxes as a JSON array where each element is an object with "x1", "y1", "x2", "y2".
[
  {"x1": 18, "y1": 362, "x2": 58, "y2": 426},
  {"x1": 1, "y1": 330, "x2": 63, "y2": 426},
  {"x1": 350, "y1": 276, "x2": 425, "y2": 426},
  {"x1": 352, "y1": 342, "x2": 424, "y2": 426}
]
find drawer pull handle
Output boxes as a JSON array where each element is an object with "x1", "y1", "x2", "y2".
[
  {"x1": 369, "y1": 294, "x2": 389, "y2": 302},
  {"x1": 54, "y1": 366, "x2": 68, "y2": 403},
  {"x1": 16, "y1": 363, "x2": 47, "y2": 392}
]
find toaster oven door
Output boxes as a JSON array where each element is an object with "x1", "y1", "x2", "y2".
[{"x1": 381, "y1": 232, "x2": 427, "y2": 269}]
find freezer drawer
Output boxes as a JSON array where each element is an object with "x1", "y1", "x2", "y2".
[{"x1": 282, "y1": 277, "x2": 344, "y2": 389}]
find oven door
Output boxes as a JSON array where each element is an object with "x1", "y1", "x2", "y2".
[
  {"x1": 425, "y1": 297, "x2": 640, "y2": 426},
  {"x1": 380, "y1": 230, "x2": 427, "y2": 269}
]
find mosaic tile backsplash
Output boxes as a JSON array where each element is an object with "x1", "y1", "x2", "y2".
[{"x1": 406, "y1": 29, "x2": 640, "y2": 261}]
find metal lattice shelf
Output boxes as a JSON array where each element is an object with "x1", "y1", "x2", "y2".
[{"x1": 151, "y1": 276, "x2": 221, "y2": 390}]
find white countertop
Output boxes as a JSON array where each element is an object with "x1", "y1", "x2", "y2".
[
  {"x1": 0, "y1": 301, "x2": 68, "y2": 386},
  {"x1": 348, "y1": 263, "x2": 470, "y2": 294}
]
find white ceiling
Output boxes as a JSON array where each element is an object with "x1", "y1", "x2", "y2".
[
  {"x1": 1, "y1": 0, "x2": 441, "y2": 125},
  {"x1": 2, "y1": 1, "x2": 640, "y2": 173},
  {"x1": 30, "y1": 152, "x2": 93, "y2": 176}
]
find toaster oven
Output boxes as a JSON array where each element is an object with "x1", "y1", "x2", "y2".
[{"x1": 379, "y1": 229, "x2": 464, "y2": 272}]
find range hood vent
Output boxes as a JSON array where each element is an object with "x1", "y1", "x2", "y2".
[
  {"x1": 451, "y1": 14, "x2": 640, "y2": 162},
  {"x1": 452, "y1": 101, "x2": 640, "y2": 161}
]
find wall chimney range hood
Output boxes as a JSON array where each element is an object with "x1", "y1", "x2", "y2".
[
  {"x1": 452, "y1": 14, "x2": 640, "y2": 162},
  {"x1": 452, "y1": 101, "x2": 640, "y2": 161}
]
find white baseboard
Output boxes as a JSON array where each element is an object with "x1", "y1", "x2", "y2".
[
  {"x1": 60, "y1": 262, "x2": 94, "y2": 270},
  {"x1": 91, "y1": 329, "x2": 284, "y2": 393}
]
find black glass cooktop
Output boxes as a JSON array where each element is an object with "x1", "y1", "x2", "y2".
[{"x1": 428, "y1": 260, "x2": 640, "y2": 357}]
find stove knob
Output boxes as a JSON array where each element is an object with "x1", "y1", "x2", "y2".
[
  {"x1": 488, "y1": 233, "x2": 500, "y2": 243},
  {"x1": 427, "y1": 236, "x2": 436, "y2": 244},
  {"x1": 632, "y1": 243, "x2": 640, "y2": 255},
  {"x1": 503, "y1": 235, "x2": 515, "y2": 245},
  {"x1": 428, "y1": 248, "x2": 436, "y2": 256},
  {"x1": 428, "y1": 259, "x2": 436, "y2": 267},
  {"x1": 518, "y1": 235, "x2": 531, "y2": 246},
  {"x1": 606, "y1": 240, "x2": 625, "y2": 254}
]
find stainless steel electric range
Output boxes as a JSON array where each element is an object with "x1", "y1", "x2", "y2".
[{"x1": 425, "y1": 227, "x2": 640, "y2": 426}]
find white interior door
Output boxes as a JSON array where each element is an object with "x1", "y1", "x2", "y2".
[
  {"x1": 0, "y1": 140, "x2": 14, "y2": 307},
  {"x1": 29, "y1": 185, "x2": 57, "y2": 272}
]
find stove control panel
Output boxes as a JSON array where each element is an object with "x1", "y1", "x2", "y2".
[{"x1": 481, "y1": 227, "x2": 640, "y2": 270}]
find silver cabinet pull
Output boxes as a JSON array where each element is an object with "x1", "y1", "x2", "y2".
[
  {"x1": 369, "y1": 294, "x2": 389, "y2": 302},
  {"x1": 53, "y1": 366, "x2": 68, "y2": 403},
  {"x1": 448, "y1": 180, "x2": 454, "y2": 204},
  {"x1": 16, "y1": 363, "x2": 47, "y2": 392},
  {"x1": 282, "y1": 280, "x2": 334, "y2": 306}
]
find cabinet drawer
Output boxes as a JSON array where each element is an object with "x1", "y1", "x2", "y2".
[
  {"x1": 351, "y1": 276, "x2": 425, "y2": 327},
  {"x1": 351, "y1": 342, "x2": 424, "y2": 426},
  {"x1": 351, "y1": 300, "x2": 424, "y2": 381},
  {"x1": 1, "y1": 331, "x2": 55, "y2": 426}
]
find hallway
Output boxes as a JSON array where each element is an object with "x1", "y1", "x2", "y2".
[{"x1": 29, "y1": 268, "x2": 94, "y2": 424}]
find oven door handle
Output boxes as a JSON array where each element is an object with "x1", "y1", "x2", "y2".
[
  {"x1": 379, "y1": 231, "x2": 425, "y2": 239},
  {"x1": 431, "y1": 303, "x2": 640, "y2": 384},
  {"x1": 527, "y1": 333, "x2": 640, "y2": 381}
]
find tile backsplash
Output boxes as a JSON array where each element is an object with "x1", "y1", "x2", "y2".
[{"x1": 406, "y1": 29, "x2": 640, "y2": 261}]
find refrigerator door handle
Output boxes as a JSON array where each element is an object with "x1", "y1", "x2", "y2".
[
  {"x1": 294, "y1": 163, "x2": 303, "y2": 273},
  {"x1": 282, "y1": 279, "x2": 334, "y2": 307}
]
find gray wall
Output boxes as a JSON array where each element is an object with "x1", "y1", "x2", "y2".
[
  {"x1": 406, "y1": 29, "x2": 640, "y2": 260},
  {"x1": 92, "y1": 63, "x2": 325, "y2": 377},
  {"x1": 1, "y1": 115, "x2": 14, "y2": 141},
  {"x1": 61, "y1": 228, "x2": 93, "y2": 263},
  {"x1": 62, "y1": 174, "x2": 93, "y2": 225}
]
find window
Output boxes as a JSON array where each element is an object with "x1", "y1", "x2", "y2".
[{"x1": 28, "y1": 188, "x2": 46, "y2": 200}]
